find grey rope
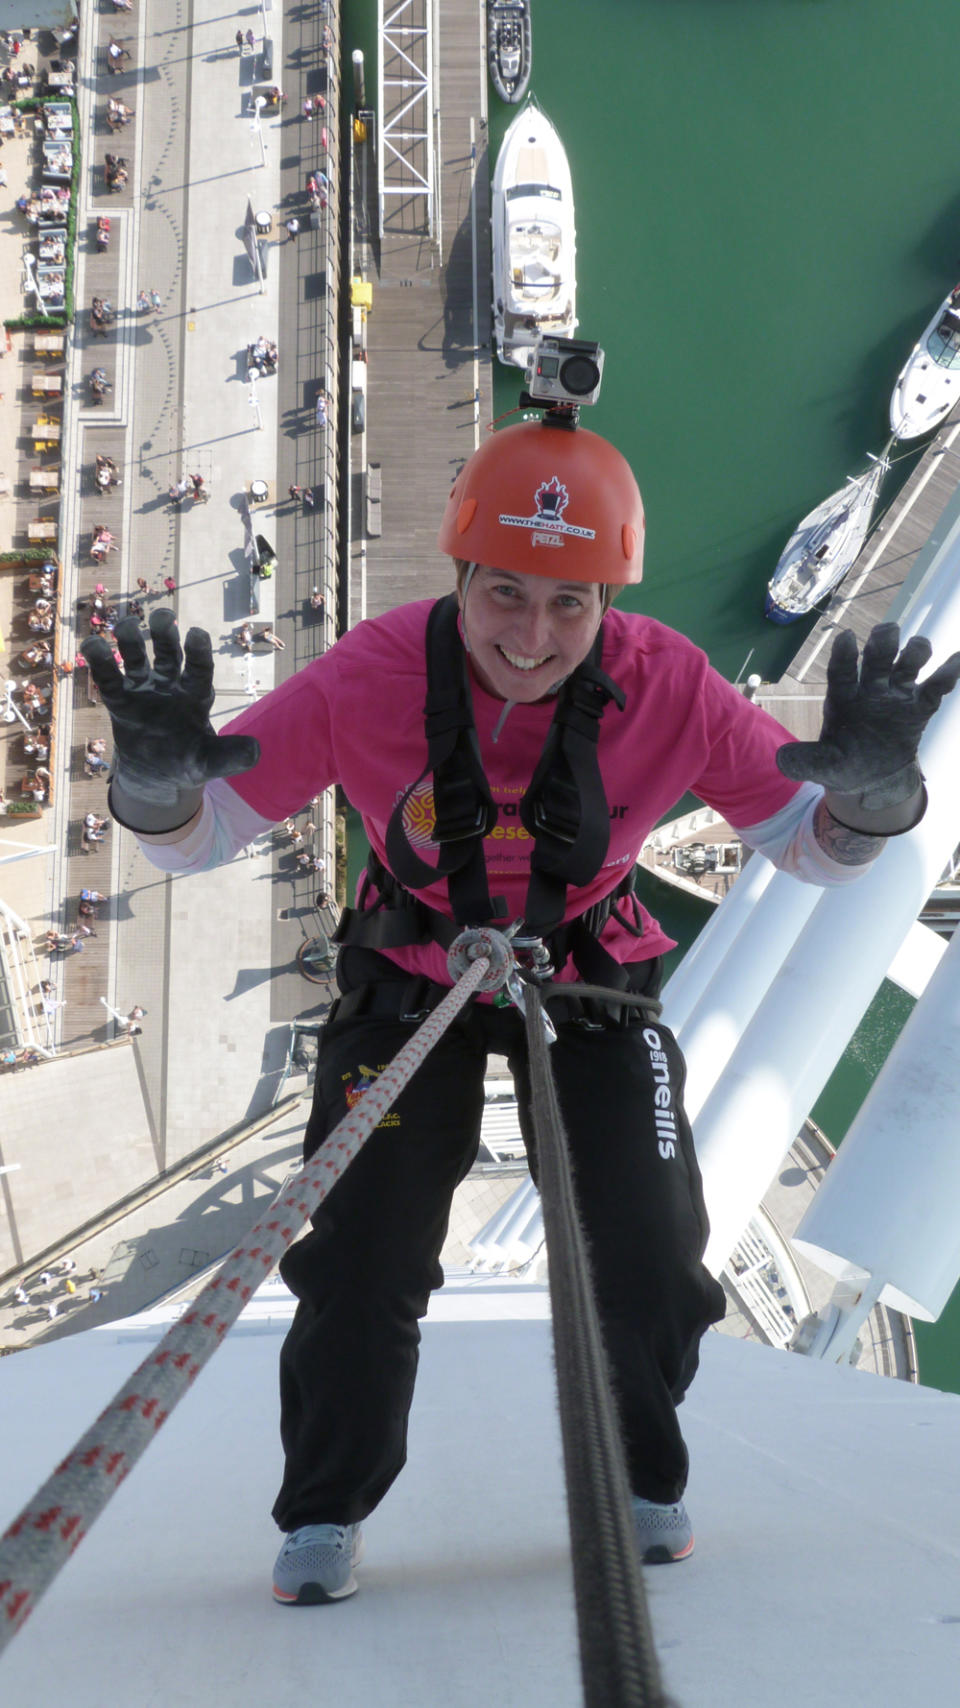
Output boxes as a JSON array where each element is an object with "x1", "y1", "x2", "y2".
[
  {"x1": 543, "y1": 981, "x2": 663, "y2": 1017},
  {"x1": 524, "y1": 982, "x2": 681, "y2": 1708}
]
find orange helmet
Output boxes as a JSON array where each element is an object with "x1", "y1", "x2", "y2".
[{"x1": 437, "y1": 419, "x2": 644, "y2": 583}]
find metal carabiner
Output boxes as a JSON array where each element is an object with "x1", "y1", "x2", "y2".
[{"x1": 505, "y1": 968, "x2": 557, "y2": 1044}]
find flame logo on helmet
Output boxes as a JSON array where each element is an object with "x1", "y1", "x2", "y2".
[
  {"x1": 535, "y1": 476, "x2": 569, "y2": 523},
  {"x1": 499, "y1": 474, "x2": 596, "y2": 541}
]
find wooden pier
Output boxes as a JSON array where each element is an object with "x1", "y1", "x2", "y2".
[{"x1": 350, "y1": 0, "x2": 494, "y2": 623}]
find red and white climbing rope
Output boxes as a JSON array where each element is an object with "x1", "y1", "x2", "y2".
[{"x1": 0, "y1": 954, "x2": 490, "y2": 1655}]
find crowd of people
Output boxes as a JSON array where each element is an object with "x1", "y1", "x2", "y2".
[
  {"x1": 6, "y1": 1256, "x2": 110, "y2": 1319},
  {"x1": 2, "y1": 4, "x2": 337, "y2": 1098}
]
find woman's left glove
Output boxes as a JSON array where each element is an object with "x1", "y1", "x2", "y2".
[
  {"x1": 776, "y1": 622, "x2": 960, "y2": 833},
  {"x1": 82, "y1": 609, "x2": 261, "y2": 833}
]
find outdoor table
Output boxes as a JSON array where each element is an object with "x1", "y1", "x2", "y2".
[
  {"x1": 38, "y1": 225, "x2": 67, "y2": 262},
  {"x1": 29, "y1": 470, "x2": 60, "y2": 493},
  {"x1": 32, "y1": 421, "x2": 62, "y2": 443},
  {"x1": 28, "y1": 522, "x2": 58, "y2": 543},
  {"x1": 32, "y1": 333, "x2": 65, "y2": 356},
  {"x1": 32, "y1": 375, "x2": 63, "y2": 395}
]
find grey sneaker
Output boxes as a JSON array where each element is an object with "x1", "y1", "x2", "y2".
[
  {"x1": 632, "y1": 1496, "x2": 694, "y2": 1563},
  {"x1": 272, "y1": 1523, "x2": 365, "y2": 1605}
]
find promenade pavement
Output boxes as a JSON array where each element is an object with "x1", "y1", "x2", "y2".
[{"x1": 1, "y1": 0, "x2": 341, "y2": 1344}]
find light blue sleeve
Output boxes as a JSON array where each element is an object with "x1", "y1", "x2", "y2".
[
  {"x1": 737, "y1": 782, "x2": 878, "y2": 886},
  {"x1": 132, "y1": 778, "x2": 276, "y2": 874}
]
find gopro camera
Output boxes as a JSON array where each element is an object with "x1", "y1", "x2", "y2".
[{"x1": 523, "y1": 336, "x2": 605, "y2": 409}]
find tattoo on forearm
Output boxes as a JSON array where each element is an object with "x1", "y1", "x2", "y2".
[{"x1": 813, "y1": 799, "x2": 886, "y2": 866}]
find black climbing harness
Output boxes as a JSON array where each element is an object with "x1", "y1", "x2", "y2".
[{"x1": 335, "y1": 593, "x2": 651, "y2": 998}]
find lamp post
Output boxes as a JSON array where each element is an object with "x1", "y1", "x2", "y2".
[
  {"x1": 22, "y1": 252, "x2": 49, "y2": 319},
  {"x1": 250, "y1": 94, "x2": 266, "y2": 168},
  {"x1": 248, "y1": 369, "x2": 263, "y2": 431},
  {"x1": 3, "y1": 682, "x2": 31, "y2": 729}
]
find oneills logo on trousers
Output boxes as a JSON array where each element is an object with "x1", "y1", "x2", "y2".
[
  {"x1": 643, "y1": 1027, "x2": 678, "y2": 1159},
  {"x1": 499, "y1": 476, "x2": 597, "y2": 546}
]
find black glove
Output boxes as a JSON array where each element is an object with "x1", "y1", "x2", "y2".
[
  {"x1": 776, "y1": 622, "x2": 960, "y2": 833},
  {"x1": 81, "y1": 609, "x2": 261, "y2": 833}
]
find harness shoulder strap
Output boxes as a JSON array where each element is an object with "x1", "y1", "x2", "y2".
[
  {"x1": 520, "y1": 635, "x2": 626, "y2": 935},
  {"x1": 383, "y1": 595, "x2": 502, "y2": 925}
]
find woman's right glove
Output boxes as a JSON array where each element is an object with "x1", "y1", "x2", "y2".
[
  {"x1": 776, "y1": 622, "x2": 960, "y2": 834},
  {"x1": 81, "y1": 609, "x2": 261, "y2": 833}
]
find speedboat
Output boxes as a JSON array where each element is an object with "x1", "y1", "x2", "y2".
[
  {"x1": 491, "y1": 97, "x2": 577, "y2": 369},
  {"x1": 765, "y1": 453, "x2": 890, "y2": 624},
  {"x1": 890, "y1": 284, "x2": 960, "y2": 441},
  {"x1": 487, "y1": 1, "x2": 532, "y2": 104}
]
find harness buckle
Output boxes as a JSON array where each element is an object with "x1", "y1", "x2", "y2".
[{"x1": 500, "y1": 924, "x2": 557, "y2": 1043}]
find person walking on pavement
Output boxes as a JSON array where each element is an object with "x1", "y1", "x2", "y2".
[
  {"x1": 285, "y1": 217, "x2": 300, "y2": 243},
  {"x1": 80, "y1": 416, "x2": 960, "y2": 1606}
]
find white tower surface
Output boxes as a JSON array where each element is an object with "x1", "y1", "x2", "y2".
[
  {"x1": 2, "y1": 1279, "x2": 960, "y2": 1708},
  {"x1": 663, "y1": 499, "x2": 960, "y2": 1279},
  {"x1": 794, "y1": 920, "x2": 960, "y2": 1320}
]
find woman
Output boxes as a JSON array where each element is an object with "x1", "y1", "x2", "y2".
[{"x1": 81, "y1": 416, "x2": 960, "y2": 1604}]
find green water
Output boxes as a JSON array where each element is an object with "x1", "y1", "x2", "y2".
[
  {"x1": 493, "y1": 0, "x2": 960, "y2": 1385},
  {"x1": 341, "y1": 0, "x2": 959, "y2": 1384},
  {"x1": 491, "y1": 0, "x2": 960, "y2": 678}
]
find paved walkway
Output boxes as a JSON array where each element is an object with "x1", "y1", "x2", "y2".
[{"x1": 0, "y1": 0, "x2": 344, "y2": 1341}]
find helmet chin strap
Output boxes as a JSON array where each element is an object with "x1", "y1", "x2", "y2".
[
  {"x1": 459, "y1": 561, "x2": 478, "y2": 654},
  {"x1": 458, "y1": 562, "x2": 603, "y2": 700}
]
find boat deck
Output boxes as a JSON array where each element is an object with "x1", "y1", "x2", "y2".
[{"x1": 777, "y1": 404, "x2": 960, "y2": 690}]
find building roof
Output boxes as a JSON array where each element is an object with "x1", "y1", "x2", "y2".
[{"x1": 2, "y1": 1274, "x2": 958, "y2": 1706}]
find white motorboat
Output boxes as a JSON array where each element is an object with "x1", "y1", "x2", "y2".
[
  {"x1": 889, "y1": 284, "x2": 960, "y2": 441},
  {"x1": 491, "y1": 97, "x2": 577, "y2": 369},
  {"x1": 765, "y1": 453, "x2": 890, "y2": 624}
]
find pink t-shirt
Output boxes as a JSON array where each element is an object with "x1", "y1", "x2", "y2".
[{"x1": 225, "y1": 601, "x2": 800, "y2": 981}]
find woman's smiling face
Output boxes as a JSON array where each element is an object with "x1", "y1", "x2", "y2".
[{"x1": 459, "y1": 565, "x2": 604, "y2": 701}]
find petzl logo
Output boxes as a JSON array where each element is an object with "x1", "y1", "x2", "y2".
[{"x1": 499, "y1": 475, "x2": 596, "y2": 544}]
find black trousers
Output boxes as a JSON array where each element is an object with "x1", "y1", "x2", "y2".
[{"x1": 272, "y1": 966, "x2": 726, "y2": 1531}]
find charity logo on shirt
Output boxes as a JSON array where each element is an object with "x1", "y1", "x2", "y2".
[
  {"x1": 342, "y1": 1065, "x2": 401, "y2": 1127},
  {"x1": 498, "y1": 475, "x2": 596, "y2": 544},
  {"x1": 399, "y1": 778, "x2": 437, "y2": 848}
]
